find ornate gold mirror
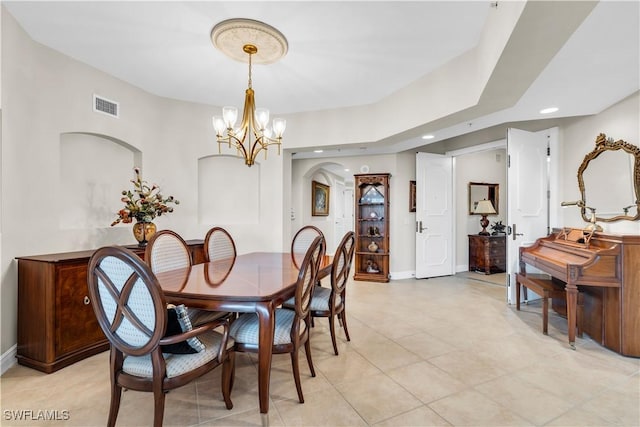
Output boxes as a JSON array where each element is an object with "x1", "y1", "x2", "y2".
[
  {"x1": 468, "y1": 182, "x2": 499, "y2": 215},
  {"x1": 577, "y1": 133, "x2": 640, "y2": 222}
]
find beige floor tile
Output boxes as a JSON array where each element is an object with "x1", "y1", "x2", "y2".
[
  {"x1": 334, "y1": 372, "x2": 422, "y2": 425},
  {"x1": 428, "y1": 349, "x2": 506, "y2": 386},
  {"x1": 515, "y1": 349, "x2": 637, "y2": 404},
  {"x1": 394, "y1": 331, "x2": 457, "y2": 360},
  {"x1": 275, "y1": 387, "x2": 367, "y2": 426},
  {"x1": 373, "y1": 405, "x2": 452, "y2": 426},
  {"x1": 311, "y1": 348, "x2": 381, "y2": 385},
  {"x1": 428, "y1": 389, "x2": 532, "y2": 426},
  {"x1": 199, "y1": 407, "x2": 286, "y2": 427},
  {"x1": 352, "y1": 337, "x2": 422, "y2": 372},
  {"x1": 2, "y1": 276, "x2": 639, "y2": 427},
  {"x1": 576, "y1": 374, "x2": 640, "y2": 426},
  {"x1": 474, "y1": 375, "x2": 574, "y2": 425},
  {"x1": 545, "y1": 407, "x2": 615, "y2": 426},
  {"x1": 387, "y1": 361, "x2": 467, "y2": 404}
]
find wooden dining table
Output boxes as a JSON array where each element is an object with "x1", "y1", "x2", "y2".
[{"x1": 154, "y1": 252, "x2": 331, "y2": 422}]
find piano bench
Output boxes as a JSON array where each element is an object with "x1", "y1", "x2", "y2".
[{"x1": 516, "y1": 273, "x2": 583, "y2": 337}]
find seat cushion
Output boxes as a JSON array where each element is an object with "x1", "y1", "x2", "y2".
[
  {"x1": 283, "y1": 286, "x2": 340, "y2": 312},
  {"x1": 123, "y1": 331, "x2": 233, "y2": 378},
  {"x1": 230, "y1": 308, "x2": 305, "y2": 346}
]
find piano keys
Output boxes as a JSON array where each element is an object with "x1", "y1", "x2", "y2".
[{"x1": 518, "y1": 228, "x2": 640, "y2": 357}]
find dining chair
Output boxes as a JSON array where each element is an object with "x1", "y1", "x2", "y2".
[
  {"x1": 291, "y1": 225, "x2": 324, "y2": 269},
  {"x1": 87, "y1": 246, "x2": 234, "y2": 427},
  {"x1": 145, "y1": 230, "x2": 228, "y2": 326},
  {"x1": 285, "y1": 231, "x2": 355, "y2": 355},
  {"x1": 229, "y1": 235, "x2": 325, "y2": 404},
  {"x1": 204, "y1": 227, "x2": 237, "y2": 262}
]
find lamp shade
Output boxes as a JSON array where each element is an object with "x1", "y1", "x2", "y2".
[{"x1": 474, "y1": 199, "x2": 496, "y2": 215}]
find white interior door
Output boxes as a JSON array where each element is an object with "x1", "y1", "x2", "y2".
[
  {"x1": 506, "y1": 128, "x2": 554, "y2": 303},
  {"x1": 415, "y1": 153, "x2": 454, "y2": 278}
]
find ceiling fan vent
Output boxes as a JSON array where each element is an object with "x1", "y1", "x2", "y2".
[{"x1": 93, "y1": 94, "x2": 119, "y2": 118}]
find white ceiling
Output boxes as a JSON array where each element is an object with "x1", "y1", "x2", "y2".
[{"x1": 4, "y1": 1, "x2": 639, "y2": 158}]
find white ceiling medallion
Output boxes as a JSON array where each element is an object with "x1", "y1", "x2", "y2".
[{"x1": 211, "y1": 18, "x2": 288, "y2": 65}]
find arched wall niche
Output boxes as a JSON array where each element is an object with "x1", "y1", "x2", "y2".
[
  {"x1": 59, "y1": 132, "x2": 141, "y2": 229},
  {"x1": 294, "y1": 161, "x2": 354, "y2": 253},
  {"x1": 198, "y1": 154, "x2": 260, "y2": 225}
]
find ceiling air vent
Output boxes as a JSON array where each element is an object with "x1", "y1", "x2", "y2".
[{"x1": 93, "y1": 94, "x2": 119, "y2": 118}]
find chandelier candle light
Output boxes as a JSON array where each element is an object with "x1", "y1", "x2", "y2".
[{"x1": 211, "y1": 19, "x2": 288, "y2": 166}]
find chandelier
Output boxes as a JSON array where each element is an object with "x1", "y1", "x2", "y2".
[{"x1": 211, "y1": 19, "x2": 288, "y2": 167}]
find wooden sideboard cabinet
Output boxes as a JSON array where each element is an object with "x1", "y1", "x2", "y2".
[
  {"x1": 468, "y1": 234, "x2": 506, "y2": 274},
  {"x1": 16, "y1": 240, "x2": 204, "y2": 373}
]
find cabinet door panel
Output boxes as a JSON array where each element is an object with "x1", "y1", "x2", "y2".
[{"x1": 55, "y1": 263, "x2": 106, "y2": 356}]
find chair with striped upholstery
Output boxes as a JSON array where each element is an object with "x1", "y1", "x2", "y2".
[
  {"x1": 284, "y1": 231, "x2": 355, "y2": 355},
  {"x1": 87, "y1": 246, "x2": 234, "y2": 427},
  {"x1": 145, "y1": 230, "x2": 227, "y2": 326},
  {"x1": 291, "y1": 225, "x2": 324, "y2": 269},
  {"x1": 204, "y1": 227, "x2": 237, "y2": 262},
  {"x1": 229, "y1": 235, "x2": 325, "y2": 404}
]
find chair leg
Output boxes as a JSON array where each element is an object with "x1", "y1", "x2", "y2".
[
  {"x1": 107, "y1": 383, "x2": 122, "y2": 427},
  {"x1": 221, "y1": 352, "x2": 235, "y2": 410},
  {"x1": 152, "y1": 386, "x2": 166, "y2": 427},
  {"x1": 542, "y1": 291, "x2": 549, "y2": 335},
  {"x1": 290, "y1": 349, "x2": 304, "y2": 403},
  {"x1": 328, "y1": 315, "x2": 339, "y2": 355},
  {"x1": 304, "y1": 338, "x2": 316, "y2": 378},
  {"x1": 340, "y1": 310, "x2": 351, "y2": 342}
]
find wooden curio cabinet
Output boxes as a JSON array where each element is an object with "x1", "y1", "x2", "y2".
[{"x1": 354, "y1": 173, "x2": 390, "y2": 282}]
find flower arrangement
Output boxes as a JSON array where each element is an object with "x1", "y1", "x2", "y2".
[{"x1": 111, "y1": 167, "x2": 179, "y2": 226}]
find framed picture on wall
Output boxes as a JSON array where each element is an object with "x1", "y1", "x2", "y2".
[
  {"x1": 409, "y1": 180, "x2": 416, "y2": 212},
  {"x1": 312, "y1": 181, "x2": 330, "y2": 216}
]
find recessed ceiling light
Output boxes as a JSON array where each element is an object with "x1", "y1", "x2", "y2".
[
  {"x1": 539, "y1": 107, "x2": 558, "y2": 114},
  {"x1": 313, "y1": 149, "x2": 323, "y2": 153},
  {"x1": 344, "y1": 168, "x2": 350, "y2": 172},
  {"x1": 422, "y1": 134, "x2": 435, "y2": 140}
]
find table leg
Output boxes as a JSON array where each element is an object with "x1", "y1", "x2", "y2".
[
  {"x1": 256, "y1": 302, "x2": 275, "y2": 415},
  {"x1": 566, "y1": 284, "x2": 578, "y2": 349}
]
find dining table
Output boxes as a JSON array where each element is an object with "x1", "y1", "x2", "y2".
[{"x1": 154, "y1": 252, "x2": 331, "y2": 424}]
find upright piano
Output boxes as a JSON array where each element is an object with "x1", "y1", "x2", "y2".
[{"x1": 518, "y1": 229, "x2": 640, "y2": 357}]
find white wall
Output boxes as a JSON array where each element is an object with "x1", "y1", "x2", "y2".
[
  {"x1": 0, "y1": 10, "x2": 285, "y2": 354},
  {"x1": 560, "y1": 91, "x2": 640, "y2": 234},
  {"x1": 454, "y1": 148, "x2": 507, "y2": 271},
  {"x1": 2, "y1": 4, "x2": 638, "y2": 360},
  {"x1": 291, "y1": 152, "x2": 416, "y2": 278}
]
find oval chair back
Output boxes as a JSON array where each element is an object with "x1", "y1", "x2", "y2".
[
  {"x1": 291, "y1": 225, "x2": 324, "y2": 269},
  {"x1": 310, "y1": 231, "x2": 355, "y2": 355},
  {"x1": 87, "y1": 246, "x2": 234, "y2": 427},
  {"x1": 145, "y1": 229, "x2": 191, "y2": 274},
  {"x1": 204, "y1": 227, "x2": 237, "y2": 262}
]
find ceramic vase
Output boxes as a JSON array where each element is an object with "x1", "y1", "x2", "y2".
[{"x1": 133, "y1": 221, "x2": 157, "y2": 247}]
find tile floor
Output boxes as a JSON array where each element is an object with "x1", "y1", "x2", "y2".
[{"x1": 1, "y1": 274, "x2": 639, "y2": 426}]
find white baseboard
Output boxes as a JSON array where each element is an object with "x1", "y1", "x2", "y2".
[
  {"x1": 1, "y1": 345, "x2": 17, "y2": 375},
  {"x1": 389, "y1": 270, "x2": 415, "y2": 280},
  {"x1": 456, "y1": 264, "x2": 469, "y2": 273}
]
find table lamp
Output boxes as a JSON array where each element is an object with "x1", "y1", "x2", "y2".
[{"x1": 474, "y1": 199, "x2": 496, "y2": 235}]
